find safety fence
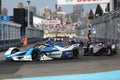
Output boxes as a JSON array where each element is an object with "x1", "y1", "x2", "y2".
[
  {"x1": 26, "y1": 27, "x2": 44, "y2": 44},
  {"x1": 90, "y1": 10, "x2": 120, "y2": 44},
  {"x1": 0, "y1": 22, "x2": 21, "y2": 51},
  {"x1": 76, "y1": 9, "x2": 120, "y2": 45},
  {"x1": 0, "y1": 21, "x2": 44, "y2": 51}
]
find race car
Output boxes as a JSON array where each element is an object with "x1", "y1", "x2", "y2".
[
  {"x1": 3, "y1": 42, "x2": 80, "y2": 61},
  {"x1": 83, "y1": 41, "x2": 118, "y2": 56}
]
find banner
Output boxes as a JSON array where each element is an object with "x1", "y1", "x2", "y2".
[
  {"x1": 57, "y1": 0, "x2": 110, "y2": 5},
  {"x1": 44, "y1": 20, "x2": 60, "y2": 25}
]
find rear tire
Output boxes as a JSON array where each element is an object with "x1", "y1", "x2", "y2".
[
  {"x1": 72, "y1": 49, "x2": 79, "y2": 59},
  {"x1": 32, "y1": 49, "x2": 40, "y2": 61}
]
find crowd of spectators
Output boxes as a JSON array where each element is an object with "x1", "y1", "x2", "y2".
[{"x1": 43, "y1": 23, "x2": 80, "y2": 34}]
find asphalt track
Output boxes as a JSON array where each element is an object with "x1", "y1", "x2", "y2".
[{"x1": 0, "y1": 41, "x2": 120, "y2": 80}]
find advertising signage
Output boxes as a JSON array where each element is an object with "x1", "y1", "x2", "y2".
[{"x1": 57, "y1": 0, "x2": 110, "y2": 5}]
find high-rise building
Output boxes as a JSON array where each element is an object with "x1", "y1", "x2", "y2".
[
  {"x1": 70, "y1": 13, "x2": 78, "y2": 23},
  {"x1": 43, "y1": 7, "x2": 52, "y2": 19},
  {"x1": 1, "y1": 8, "x2": 8, "y2": 16},
  {"x1": 18, "y1": 2, "x2": 24, "y2": 8},
  {"x1": 13, "y1": 8, "x2": 33, "y2": 36},
  {"x1": 73, "y1": 5, "x2": 83, "y2": 19},
  {"x1": 38, "y1": 8, "x2": 44, "y2": 16},
  {"x1": 0, "y1": 0, "x2": 1, "y2": 14},
  {"x1": 25, "y1": 6, "x2": 36, "y2": 15}
]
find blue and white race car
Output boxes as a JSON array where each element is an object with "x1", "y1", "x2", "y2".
[{"x1": 3, "y1": 42, "x2": 80, "y2": 61}]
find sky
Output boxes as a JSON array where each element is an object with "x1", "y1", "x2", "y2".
[{"x1": 2, "y1": 0, "x2": 97, "y2": 16}]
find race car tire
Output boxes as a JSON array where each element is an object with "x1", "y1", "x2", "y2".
[
  {"x1": 32, "y1": 49, "x2": 40, "y2": 61},
  {"x1": 6, "y1": 48, "x2": 20, "y2": 61},
  {"x1": 112, "y1": 47, "x2": 118, "y2": 55},
  {"x1": 106, "y1": 49, "x2": 112, "y2": 56},
  {"x1": 72, "y1": 48, "x2": 79, "y2": 59}
]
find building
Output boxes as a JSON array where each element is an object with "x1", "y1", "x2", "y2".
[
  {"x1": 1, "y1": 8, "x2": 8, "y2": 16},
  {"x1": 18, "y1": 2, "x2": 24, "y2": 8},
  {"x1": 33, "y1": 15, "x2": 45, "y2": 29},
  {"x1": 25, "y1": 6, "x2": 37, "y2": 15},
  {"x1": 69, "y1": 13, "x2": 78, "y2": 23},
  {"x1": 13, "y1": 8, "x2": 33, "y2": 36},
  {"x1": 43, "y1": 7, "x2": 52, "y2": 20},
  {"x1": 0, "y1": 0, "x2": 1, "y2": 14},
  {"x1": 73, "y1": 5, "x2": 83, "y2": 19},
  {"x1": 38, "y1": 8, "x2": 44, "y2": 16},
  {"x1": 56, "y1": 11, "x2": 67, "y2": 24}
]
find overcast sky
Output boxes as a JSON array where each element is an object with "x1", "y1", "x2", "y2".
[{"x1": 2, "y1": 0, "x2": 97, "y2": 16}]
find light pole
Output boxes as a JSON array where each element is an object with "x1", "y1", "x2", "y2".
[
  {"x1": 27, "y1": 0, "x2": 30, "y2": 27},
  {"x1": 88, "y1": 24, "x2": 91, "y2": 41}
]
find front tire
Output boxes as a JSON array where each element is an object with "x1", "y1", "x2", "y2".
[
  {"x1": 106, "y1": 49, "x2": 112, "y2": 56},
  {"x1": 112, "y1": 47, "x2": 117, "y2": 55}
]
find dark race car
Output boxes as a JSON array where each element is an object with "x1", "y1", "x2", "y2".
[{"x1": 83, "y1": 41, "x2": 118, "y2": 56}]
